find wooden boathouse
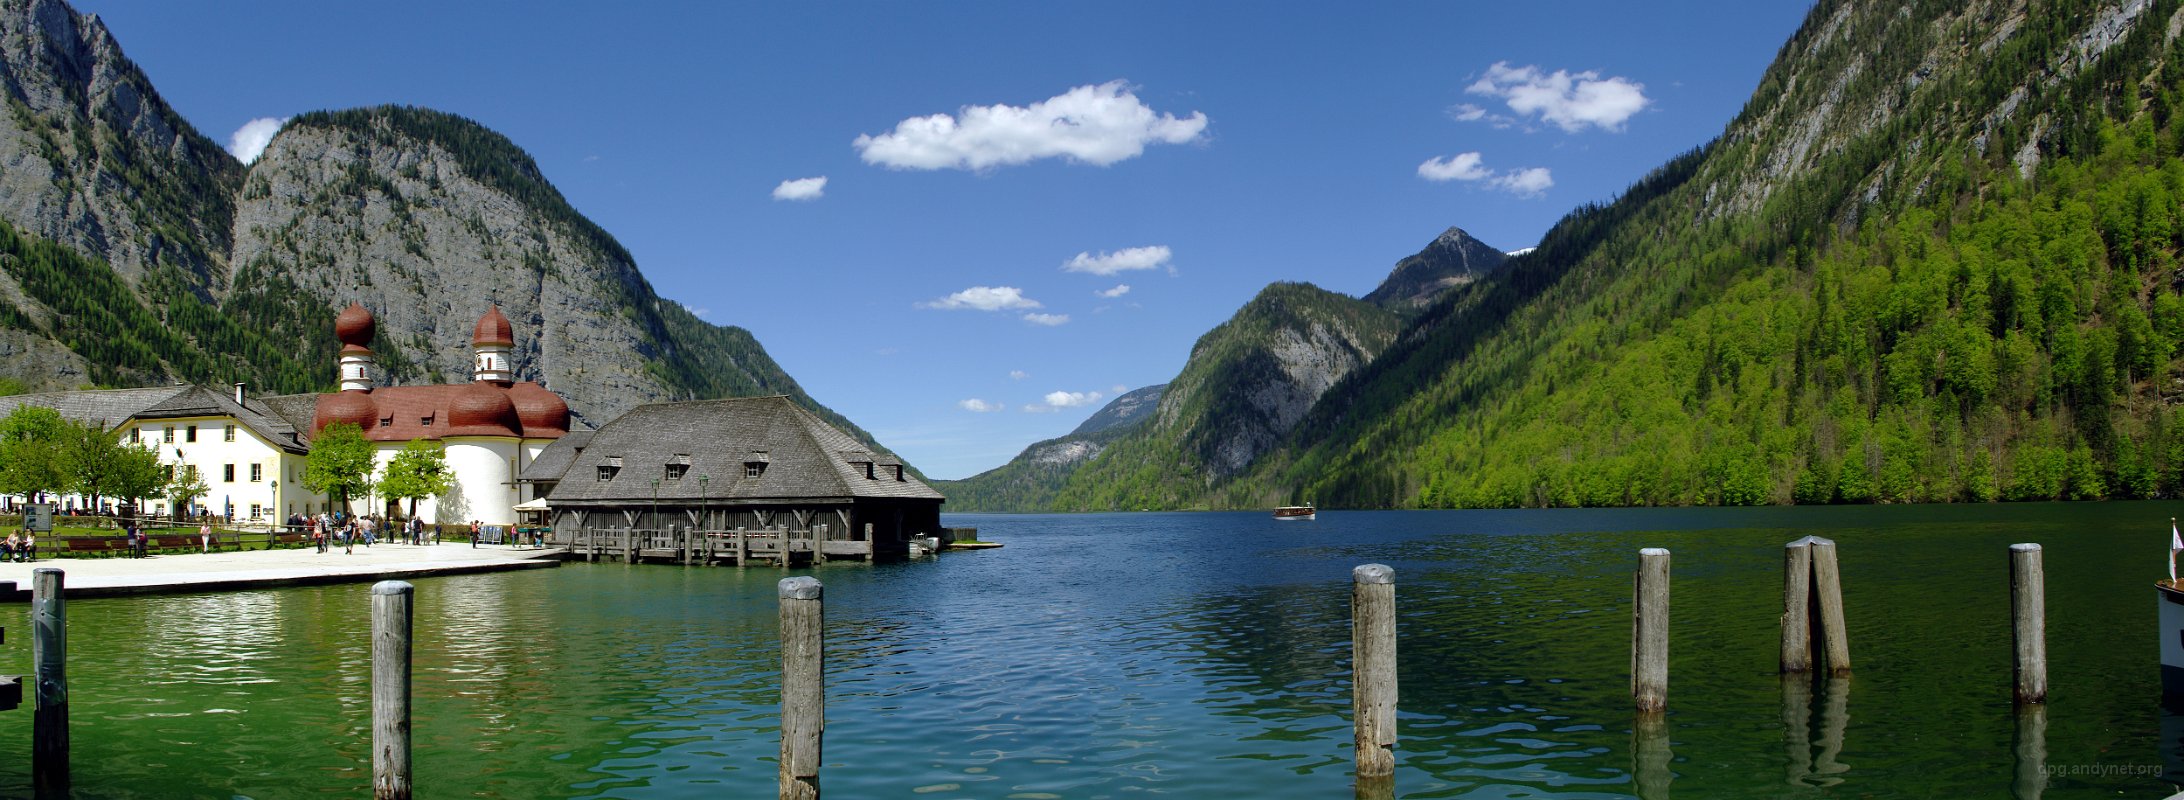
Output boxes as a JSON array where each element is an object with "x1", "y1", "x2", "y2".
[{"x1": 523, "y1": 395, "x2": 944, "y2": 565}]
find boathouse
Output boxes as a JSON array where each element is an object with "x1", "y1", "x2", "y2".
[{"x1": 525, "y1": 395, "x2": 943, "y2": 562}]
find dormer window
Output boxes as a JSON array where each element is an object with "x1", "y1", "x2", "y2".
[
  {"x1": 598, "y1": 456, "x2": 623, "y2": 481},
  {"x1": 420, "y1": 413, "x2": 434, "y2": 426},
  {"x1": 379, "y1": 415, "x2": 393, "y2": 427},
  {"x1": 893, "y1": 465, "x2": 905, "y2": 481},
  {"x1": 745, "y1": 462, "x2": 766, "y2": 478}
]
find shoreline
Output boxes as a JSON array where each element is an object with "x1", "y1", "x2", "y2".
[{"x1": 0, "y1": 542, "x2": 564, "y2": 600}]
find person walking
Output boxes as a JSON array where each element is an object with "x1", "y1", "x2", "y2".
[
  {"x1": 199, "y1": 521, "x2": 211, "y2": 553},
  {"x1": 470, "y1": 520, "x2": 480, "y2": 548}
]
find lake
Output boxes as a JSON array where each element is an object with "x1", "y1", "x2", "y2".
[{"x1": 0, "y1": 502, "x2": 2168, "y2": 798}]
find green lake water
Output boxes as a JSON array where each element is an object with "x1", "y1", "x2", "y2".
[{"x1": 0, "y1": 503, "x2": 2168, "y2": 798}]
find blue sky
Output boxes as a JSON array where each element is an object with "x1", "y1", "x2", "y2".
[{"x1": 80, "y1": 1, "x2": 1813, "y2": 479}]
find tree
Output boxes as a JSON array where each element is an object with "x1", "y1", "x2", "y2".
[
  {"x1": 57, "y1": 419, "x2": 126, "y2": 513},
  {"x1": 167, "y1": 466, "x2": 208, "y2": 519},
  {"x1": 109, "y1": 442, "x2": 166, "y2": 517},
  {"x1": 379, "y1": 439, "x2": 453, "y2": 519},
  {"x1": 0, "y1": 405, "x2": 67, "y2": 502},
  {"x1": 303, "y1": 422, "x2": 376, "y2": 515}
]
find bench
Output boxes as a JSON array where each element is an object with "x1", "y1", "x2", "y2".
[{"x1": 60, "y1": 537, "x2": 126, "y2": 556}]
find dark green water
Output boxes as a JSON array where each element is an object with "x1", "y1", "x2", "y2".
[{"x1": 0, "y1": 503, "x2": 2167, "y2": 798}]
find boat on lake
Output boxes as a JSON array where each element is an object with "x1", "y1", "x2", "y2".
[
  {"x1": 2162, "y1": 579, "x2": 2184, "y2": 701},
  {"x1": 1273, "y1": 504, "x2": 1315, "y2": 521}
]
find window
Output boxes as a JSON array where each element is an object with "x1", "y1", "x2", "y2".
[
  {"x1": 598, "y1": 465, "x2": 619, "y2": 481},
  {"x1": 224, "y1": 424, "x2": 236, "y2": 443},
  {"x1": 161, "y1": 465, "x2": 174, "y2": 482},
  {"x1": 893, "y1": 465, "x2": 905, "y2": 481},
  {"x1": 379, "y1": 415, "x2": 393, "y2": 428},
  {"x1": 130, "y1": 428, "x2": 140, "y2": 444},
  {"x1": 745, "y1": 462, "x2": 766, "y2": 478},
  {"x1": 249, "y1": 504, "x2": 261, "y2": 519},
  {"x1": 665, "y1": 463, "x2": 688, "y2": 481},
  {"x1": 420, "y1": 415, "x2": 433, "y2": 426},
  {"x1": 186, "y1": 425, "x2": 197, "y2": 442},
  {"x1": 250, "y1": 463, "x2": 262, "y2": 483},
  {"x1": 223, "y1": 464, "x2": 235, "y2": 483},
  {"x1": 163, "y1": 426, "x2": 174, "y2": 443}
]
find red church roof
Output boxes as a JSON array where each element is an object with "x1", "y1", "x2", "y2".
[{"x1": 310, "y1": 382, "x2": 569, "y2": 441}]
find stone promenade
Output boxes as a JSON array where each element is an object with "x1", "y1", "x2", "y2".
[{"x1": 0, "y1": 541, "x2": 563, "y2": 598}]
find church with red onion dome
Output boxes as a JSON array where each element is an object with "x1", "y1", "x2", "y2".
[{"x1": 309, "y1": 303, "x2": 572, "y2": 525}]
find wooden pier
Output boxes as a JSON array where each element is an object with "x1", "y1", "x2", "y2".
[{"x1": 551, "y1": 526, "x2": 882, "y2": 567}]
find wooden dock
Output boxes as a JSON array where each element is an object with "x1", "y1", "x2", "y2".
[{"x1": 552, "y1": 527, "x2": 876, "y2": 567}]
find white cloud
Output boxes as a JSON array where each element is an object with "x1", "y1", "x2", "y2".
[
  {"x1": 1464, "y1": 62, "x2": 1649, "y2": 133},
  {"x1": 854, "y1": 80, "x2": 1209, "y2": 171},
  {"x1": 1096, "y1": 284, "x2": 1131, "y2": 298},
  {"x1": 1417, "y1": 152, "x2": 1491, "y2": 182},
  {"x1": 958, "y1": 398, "x2": 1002, "y2": 413},
  {"x1": 921, "y1": 286, "x2": 1043, "y2": 311},
  {"x1": 1448, "y1": 103, "x2": 1489, "y2": 122},
  {"x1": 1027, "y1": 390, "x2": 1104, "y2": 413},
  {"x1": 227, "y1": 117, "x2": 286, "y2": 164},
  {"x1": 1494, "y1": 167, "x2": 1555, "y2": 198},
  {"x1": 1022, "y1": 312, "x2": 1071, "y2": 326},
  {"x1": 1009, "y1": 370, "x2": 1029, "y2": 380},
  {"x1": 772, "y1": 176, "x2": 827, "y2": 201},
  {"x1": 1063, "y1": 245, "x2": 1171, "y2": 276},
  {"x1": 1111, "y1": 384, "x2": 1128, "y2": 394},
  {"x1": 1417, "y1": 152, "x2": 1552, "y2": 198}
]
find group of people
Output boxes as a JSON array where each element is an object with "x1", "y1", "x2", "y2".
[
  {"x1": 298, "y1": 512, "x2": 437, "y2": 554},
  {"x1": 0, "y1": 529, "x2": 30, "y2": 562}
]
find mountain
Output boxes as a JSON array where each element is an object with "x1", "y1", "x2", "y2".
[
  {"x1": 1243, "y1": 0, "x2": 2184, "y2": 508},
  {"x1": 931, "y1": 384, "x2": 1164, "y2": 511},
  {"x1": 0, "y1": 1, "x2": 889, "y2": 454},
  {"x1": 943, "y1": 225, "x2": 1501, "y2": 513},
  {"x1": 1362, "y1": 226, "x2": 1508, "y2": 312}
]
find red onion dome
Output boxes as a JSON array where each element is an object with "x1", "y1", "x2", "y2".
[
  {"x1": 448, "y1": 382, "x2": 521, "y2": 434},
  {"x1": 472, "y1": 305, "x2": 514, "y2": 347},
  {"x1": 314, "y1": 391, "x2": 377, "y2": 434},
  {"x1": 335, "y1": 303, "x2": 375, "y2": 348},
  {"x1": 506, "y1": 382, "x2": 570, "y2": 434}
]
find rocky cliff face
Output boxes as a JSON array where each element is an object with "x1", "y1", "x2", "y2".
[
  {"x1": 1362, "y1": 226, "x2": 1507, "y2": 312},
  {"x1": 0, "y1": 0, "x2": 238, "y2": 292},
  {"x1": 932, "y1": 384, "x2": 1166, "y2": 511}
]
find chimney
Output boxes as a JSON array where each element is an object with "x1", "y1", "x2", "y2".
[{"x1": 233, "y1": 382, "x2": 246, "y2": 403}]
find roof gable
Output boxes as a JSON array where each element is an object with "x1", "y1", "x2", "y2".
[{"x1": 546, "y1": 396, "x2": 941, "y2": 503}]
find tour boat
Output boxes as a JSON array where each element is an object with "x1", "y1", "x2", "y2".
[
  {"x1": 2163, "y1": 579, "x2": 2184, "y2": 702},
  {"x1": 1273, "y1": 504, "x2": 1316, "y2": 521}
]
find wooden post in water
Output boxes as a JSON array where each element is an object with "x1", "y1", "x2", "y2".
[
  {"x1": 1810, "y1": 538, "x2": 1851, "y2": 675},
  {"x1": 372, "y1": 580, "x2": 414, "y2": 800},
  {"x1": 1781, "y1": 538, "x2": 1814, "y2": 673},
  {"x1": 2011, "y1": 543, "x2": 2047, "y2": 705},
  {"x1": 1350, "y1": 564, "x2": 1397, "y2": 789},
  {"x1": 778, "y1": 576, "x2": 824, "y2": 800},
  {"x1": 31, "y1": 567, "x2": 65, "y2": 793},
  {"x1": 1632, "y1": 548, "x2": 1670, "y2": 713},
  {"x1": 738, "y1": 527, "x2": 749, "y2": 566}
]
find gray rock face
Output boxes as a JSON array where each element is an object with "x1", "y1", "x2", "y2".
[
  {"x1": 1362, "y1": 226, "x2": 1507, "y2": 312},
  {"x1": 231, "y1": 117, "x2": 666, "y2": 421},
  {"x1": 0, "y1": 0, "x2": 239, "y2": 291},
  {"x1": 1067, "y1": 384, "x2": 1165, "y2": 437}
]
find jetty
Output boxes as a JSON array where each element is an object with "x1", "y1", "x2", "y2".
[{"x1": 549, "y1": 526, "x2": 979, "y2": 566}]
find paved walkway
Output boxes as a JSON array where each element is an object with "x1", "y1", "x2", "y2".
[{"x1": 0, "y1": 542, "x2": 563, "y2": 599}]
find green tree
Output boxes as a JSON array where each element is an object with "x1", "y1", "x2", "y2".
[
  {"x1": 0, "y1": 405, "x2": 67, "y2": 502},
  {"x1": 167, "y1": 466, "x2": 208, "y2": 519},
  {"x1": 378, "y1": 439, "x2": 453, "y2": 519},
  {"x1": 57, "y1": 419, "x2": 126, "y2": 513},
  {"x1": 109, "y1": 442, "x2": 166, "y2": 517},
  {"x1": 303, "y1": 422, "x2": 376, "y2": 515}
]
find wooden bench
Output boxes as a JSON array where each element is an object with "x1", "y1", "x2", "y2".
[{"x1": 60, "y1": 537, "x2": 127, "y2": 556}]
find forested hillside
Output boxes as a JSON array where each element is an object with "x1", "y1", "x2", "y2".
[{"x1": 1244, "y1": 0, "x2": 2184, "y2": 508}]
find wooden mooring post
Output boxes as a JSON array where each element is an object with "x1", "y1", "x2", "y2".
[
  {"x1": 2010, "y1": 543, "x2": 2047, "y2": 705},
  {"x1": 372, "y1": 580, "x2": 414, "y2": 800},
  {"x1": 778, "y1": 576, "x2": 824, "y2": 800},
  {"x1": 1350, "y1": 564, "x2": 1397, "y2": 793},
  {"x1": 1632, "y1": 548, "x2": 1670, "y2": 713},
  {"x1": 31, "y1": 567, "x2": 65, "y2": 794},
  {"x1": 1782, "y1": 536, "x2": 1851, "y2": 675}
]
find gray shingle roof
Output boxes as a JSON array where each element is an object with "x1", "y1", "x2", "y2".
[
  {"x1": 545, "y1": 396, "x2": 942, "y2": 504},
  {"x1": 519, "y1": 429, "x2": 592, "y2": 483},
  {"x1": 257, "y1": 393, "x2": 321, "y2": 434},
  {"x1": 0, "y1": 385, "x2": 313, "y2": 454}
]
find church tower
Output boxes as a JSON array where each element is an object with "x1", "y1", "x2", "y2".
[
  {"x1": 472, "y1": 305, "x2": 514, "y2": 383},
  {"x1": 335, "y1": 302, "x2": 375, "y2": 391}
]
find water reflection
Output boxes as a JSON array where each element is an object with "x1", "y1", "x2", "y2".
[
  {"x1": 2014, "y1": 703, "x2": 2046, "y2": 799},
  {"x1": 1633, "y1": 712, "x2": 1673, "y2": 799},
  {"x1": 1782, "y1": 674, "x2": 1850, "y2": 788}
]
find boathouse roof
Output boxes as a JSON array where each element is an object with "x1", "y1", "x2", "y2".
[{"x1": 542, "y1": 395, "x2": 943, "y2": 505}]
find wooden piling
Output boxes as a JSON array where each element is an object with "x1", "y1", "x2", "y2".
[
  {"x1": 1810, "y1": 538, "x2": 1851, "y2": 675},
  {"x1": 1632, "y1": 548, "x2": 1670, "y2": 713},
  {"x1": 2011, "y1": 543, "x2": 2047, "y2": 705},
  {"x1": 1782, "y1": 538, "x2": 1814, "y2": 673},
  {"x1": 31, "y1": 567, "x2": 65, "y2": 793},
  {"x1": 738, "y1": 527, "x2": 749, "y2": 566},
  {"x1": 1350, "y1": 564, "x2": 1397, "y2": 784},
  {"x1": 372, "y1": 580, "x2": 414, "y2": 800},
  {"x1": 778, "y1": 576, "x2": 824, "y2": 800}
]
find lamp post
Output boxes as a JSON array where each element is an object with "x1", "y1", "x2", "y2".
[{"x1": 270, "y1": 480, "x2": 279, "y2": 545}]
